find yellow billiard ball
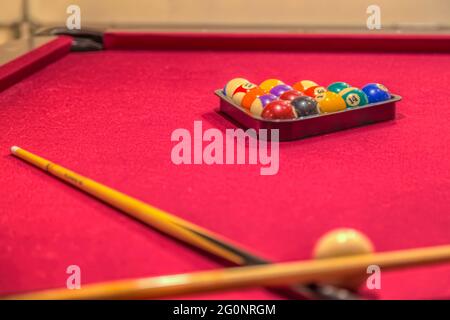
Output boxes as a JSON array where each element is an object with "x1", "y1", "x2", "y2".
[
  {"x1": 259, "y1": 79, "x2": 284, "y2": 92},
  {"x1": 313, "y1": 228, "x2": 375, "y2": 291},
  {"x1": 316, "y1": 91, "x2": 346, "y2": 113}
]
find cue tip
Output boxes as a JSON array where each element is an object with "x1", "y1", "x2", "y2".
[{"x1": 10, "y1": 146, "x2": 20, "y2": 154}]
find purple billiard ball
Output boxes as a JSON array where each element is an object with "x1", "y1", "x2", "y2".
[
  {"x1": 270, "y1": 84, "x2": 293, "y2": 97},
  {"x1": 249, "y1": 93, "x2": 277, "y2": 116}
]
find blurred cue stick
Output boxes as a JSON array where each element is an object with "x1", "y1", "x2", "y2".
[
  {"x1": 10, "y1": 146, "x2": 352, "y2": 300},
  {"x1": 4, "y1": 244, "x2": 450, "y2": 300}
]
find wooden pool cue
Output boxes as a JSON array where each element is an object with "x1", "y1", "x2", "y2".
[
  {"x1": 10, "y1": 146, "x2": 354, "y2": 300},
  {"x1": 5, "y1": 244, "x2": 450, "y2": 300}
]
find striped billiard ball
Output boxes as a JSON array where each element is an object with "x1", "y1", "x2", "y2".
[
  {"x1": 232, "y1": 82, "x2": 257, "y2": 105},
  {"x1": 224, "y1": 78, "x2": 249, "y2": 97},
  {"x1": 339, "y1": 87, "x2": 369, "y2": 108},
  {"x1": 292, "y1": 80, "x2": 318, "y2": 93},
  {"x1": 304, "y1": 85, "x2": 326, "y2": 98}
]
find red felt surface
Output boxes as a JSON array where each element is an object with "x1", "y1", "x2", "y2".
[{"x1": 1, "y1": 35, "x2": 450, "y2": 299}]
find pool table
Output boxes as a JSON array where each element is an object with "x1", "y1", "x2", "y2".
[{"x1": 1, "y1": 31, "x2": 450, "y2": 300}]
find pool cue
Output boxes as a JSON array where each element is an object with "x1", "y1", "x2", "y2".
[
  {"x1": 10, "y1": 146, "x2": 355, "y2": 300},
  {"x1": 5, "y1": 244, "x2": 450, "y2": 300}
]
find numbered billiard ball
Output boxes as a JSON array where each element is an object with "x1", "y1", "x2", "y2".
[
  {"x1": 270, "y1": 84, "x2": 293, "y2": 97},
  {"x1": 241, "y1": 87, "x2": 266, "y2": 110},
  {"x1": 313, "y1": 228, "x2": 375, "y2": 290},
  {"x1": 261, "y1": 100, "x2": 297, "y2": 120},
  {"x1": 279, "y1": 90, "x2": 303, "y2": 101},
  {"x1": 327, "y1": 81, "x2": 351, "y2": 94},
  {"x1": 292, "y1": 80, "x2": 318, "y2": 93},
  {"x1": 291, "y1": 96, "x2": 319, "y2": 117},
  {"x1": 316, "y1": 91, "x2": 346, "y2": 113},
  {"x1": 259, "y1": 79, "x2": 284, "y2": 92},
  {"x1": 232, "y1": 82, "x2": 257, "y2": 105},
  {"x1": 362, "y1": 83, "x2": 391, "y2": 103},
  {"x1": 224, "y1": 78, "x2": 248, "y2": 97},
  {"x1": 250, "y1": 94, "x2": 277, "y2": 116},
  {"x1": 304, "y1": 85, "x2": 326, "y2": 98},
  {"x1": 339, "y1": 87, "x2": 369, "y2": 108}
]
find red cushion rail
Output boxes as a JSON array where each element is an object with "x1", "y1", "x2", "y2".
[
  {"x1": 0, "y1": 36, "x2": 72, "y2": 93},
  {"x1": 104, "y1": 32, "x2": 450, "y2": 53}
]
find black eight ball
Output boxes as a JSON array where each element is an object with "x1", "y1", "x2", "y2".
[{"x1": 291, "y1": 96, "x2": 319, "y2": 117}]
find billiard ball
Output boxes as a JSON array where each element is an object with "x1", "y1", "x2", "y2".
[
  {"x1": 313, "y1": 228, "x2": 375, "y2": 291},
  {"x1": 261, "y1": 100, "x2": 297, "y2": 120},
  {"x1": 339, "y1": 87, "x2": 369, "y2": 108},
  {"x1": 232, "y1": 82, "x2": 257, "y2": 105},
  {"x1": 362, "y1": 83, "x2": 391, "y2": 103},
  {"x1": 279, "y1": 90, "x2": 303, "y2": 101},
  {"x1": 316, "y1": 91, "x2": 346, "y2": 113},
  {"x1": 270, "y1": 84, "x2": 293, "y2": 97},
  {"x1": 292, "y1": 80, "x2": 318, "y2": 93},
  {"x1": 304, "y1": 85, "x2": 326, "y2": 98},
  {"x1": 224, "y1": 78, "x2": 249, "y2": 97},
  {"x1": 241, "y1": 87, "x2": 266, "y2": 110},
  {"x1": 250, "y1": 94, "x2": 278, "y2": 116},
  {"x1": 259, "y1": 79, "x2": 284, "y2": 92},
  {"x1": 327, "y1": 82, "x2": 351, "y2": 94},
  {"x1": 291, "y1": 96, "x2": 319, "y2": 118}
]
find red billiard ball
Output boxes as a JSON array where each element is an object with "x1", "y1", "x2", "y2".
[
  {"x1": 304, "y1": 85, "x2": 326, "y2": 98},
  {"x1": 279, "y1": 90, "x2": 303, "y2": 101},
  {"x1": 261, "y1": 100, "x2": 297, "y2": 120}
]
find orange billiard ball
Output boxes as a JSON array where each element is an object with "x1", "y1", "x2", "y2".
[
  {"x1": 293, "y1": 80, "x2": 318, "y2": 93},
  {"x1": 249, "y1": 94, "x2": 278, "y2": 116},
  {"x1": 241, "y1": 87, "x2": 266, "y2": 110}
]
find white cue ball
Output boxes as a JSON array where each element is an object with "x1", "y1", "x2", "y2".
[{"x1": 313, "y1": 228, "x2": 375, "y2": 291}]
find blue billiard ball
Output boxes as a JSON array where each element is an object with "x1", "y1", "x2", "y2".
[{"x1": 362, "y1": 83, "x2": 391, "y2": 103}]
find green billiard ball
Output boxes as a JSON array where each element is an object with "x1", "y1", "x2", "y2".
[
  {"x1": 339, "y1": 87, "x2": 369, "y2": 108},
  {"x1": 327, "y1": 82, "x2": 351, "y2": 94}
]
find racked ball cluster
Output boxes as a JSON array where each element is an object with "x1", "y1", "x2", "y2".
[{"x1": 223, "y1": 78, "x2": 391, "y2": 120}]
